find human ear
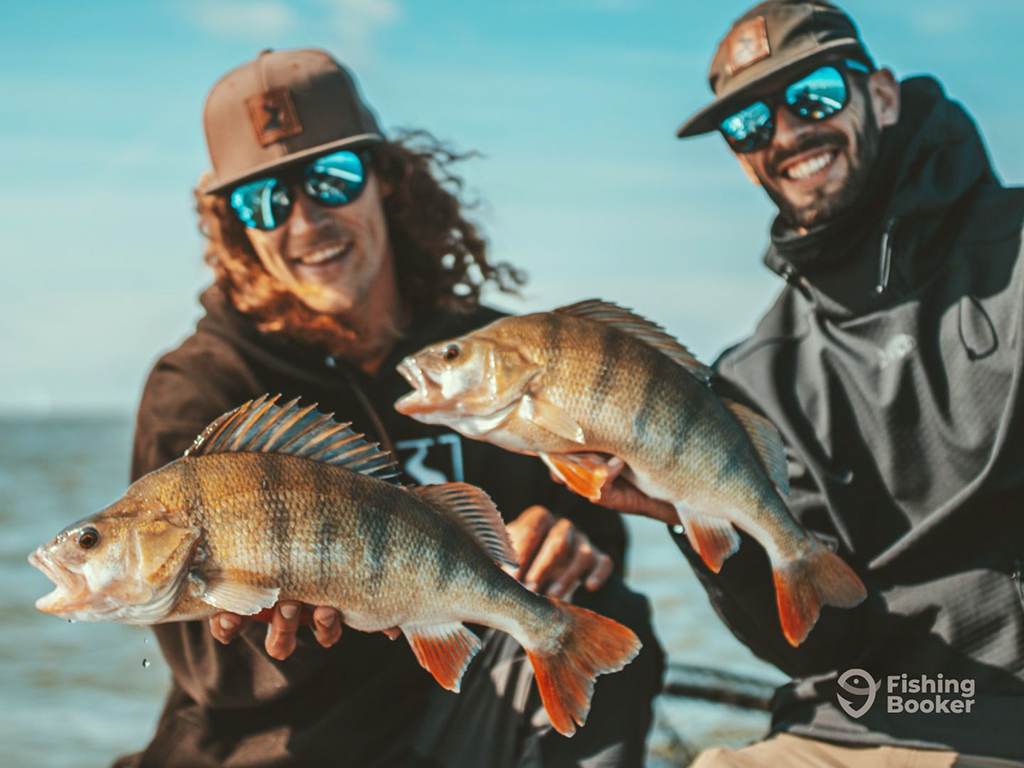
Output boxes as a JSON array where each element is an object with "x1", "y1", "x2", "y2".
[
  {"x1": 868, "y1": 68, "x2": 900, "y2": 128},
  {"x1": 737, "y1": 155, "x2": 762, "y2": 186}
]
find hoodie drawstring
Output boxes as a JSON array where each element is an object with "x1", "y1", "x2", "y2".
[{"x1": 876, "y1": 216, "x2": 898, "y2": 295}]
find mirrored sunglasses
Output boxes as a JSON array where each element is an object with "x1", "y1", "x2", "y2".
[
  {"x1": 718, "y1": 59, "x2": 872, "y2": 154},
  {"x1": 228, "y1": 150, "x2": 369, "y2": 231}
]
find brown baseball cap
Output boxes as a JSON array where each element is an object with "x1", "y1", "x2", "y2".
[
  {"x1": 677, "y1": 0, "x2": 872, "y2": 139},
  {"x1": 201, "y1": 48, "x2": 384, "y2": 194}
]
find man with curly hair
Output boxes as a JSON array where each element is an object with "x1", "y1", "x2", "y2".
[{"x1": 117, "y1": 49, "x2": 662, "y2": 768}]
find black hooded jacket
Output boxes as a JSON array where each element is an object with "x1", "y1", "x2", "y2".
[
  {"x1": 121, "y1": 294, "x2": 631, "y2": 767},
  {"x1": 673, "y1": 77, "x2": 1024, "y2": 757}
]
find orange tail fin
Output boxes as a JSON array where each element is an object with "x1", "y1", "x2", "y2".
[
  {"x1": 773, "y1": 541, "x2": 866, "y2": 647},
  {"x1": 525, "y1": 599, "x2": 641, "y2": 737}
]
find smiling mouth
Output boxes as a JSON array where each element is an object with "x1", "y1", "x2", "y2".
[
  {"x1": 291, "y1": 242, "x2": 353, "y2": 267},
  {"x1": 781, "y1": 149, "x2": 839, "y2": 181}
]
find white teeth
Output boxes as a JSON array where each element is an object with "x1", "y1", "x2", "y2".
[
  {"x1": 297, "y1": 245, "x2": 346, "y2": 265},
  {"x1": 786, "y1": 151, "x2": 835, "y2": 180}
]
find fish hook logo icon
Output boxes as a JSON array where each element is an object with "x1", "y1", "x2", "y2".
[{"x1": 837, "y1": 669, "x2": 880, "y2": 719}]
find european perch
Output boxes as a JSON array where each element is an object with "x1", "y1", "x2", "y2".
[
  {"x1": 29, "y1": 395, "x2": 641, "y2": 737},
  {"x1": 395, "y1": 300, "x2": 867, "y2": 646}
]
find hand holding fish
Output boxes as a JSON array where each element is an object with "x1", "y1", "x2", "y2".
[
  {"x1": 209, "y1": 603, "x2": 349, "y2": 659},
  {"x1": 548, "y1": 457, "x2": 680, "y2": 526},
  {"x1": 505, "y1": 506, "x2": 614, "y2": 599}
]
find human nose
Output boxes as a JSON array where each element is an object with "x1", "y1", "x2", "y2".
[
  {"x1": 771, "y1": 104, "x2": 813, "y2": 148},
  {"x1": 285, "y1": 187, "x2": 329, "y2": 235}
]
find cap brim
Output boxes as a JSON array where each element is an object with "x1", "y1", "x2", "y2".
[
  {"x1": 201, "y1": 132, "x2": 385, "y2": 194},
  {"x1": 676, "y1": 40, "x2": 863, "y2": 139}
]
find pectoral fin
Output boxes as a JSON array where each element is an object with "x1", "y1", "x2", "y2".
[
  {"x1": 521, "y1": 396, "x2": 585, "y2": 444},
  {"x1": 196, "y1": 572, "x2": 281, "y2": 615},
  {"x1": 540, "y1": 452, "x2": 612, "y2": 502},
  {"x1": 402, "y1": 622, "x2": 482, "y2": 692}
]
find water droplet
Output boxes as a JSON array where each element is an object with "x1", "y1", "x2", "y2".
[
  {"x1": 67, "y1": 619, "x2": 77, "y2": 624},
  {"x1": 142, "y1": 658, "x2": 151, "y2": 668},
  {"x1": 143, "y1": 636, "x2": 149, "y2": 644}
]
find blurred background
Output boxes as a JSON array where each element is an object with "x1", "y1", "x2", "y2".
[{"x1": 2, "y1": 1, "x2": 1022, "y2": 765}]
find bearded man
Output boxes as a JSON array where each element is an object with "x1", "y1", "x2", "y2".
[
  {"x1": 581, "y1": 1, "x2": 1024, "y2": 766},
  {"x1": 118, "y1": 48, "x2": 662, "y2": 768}
]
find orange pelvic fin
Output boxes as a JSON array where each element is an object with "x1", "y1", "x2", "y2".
[
  {"x1": 773, "y1": 542, "x2": 867, "y2": 646},
  {"x1": 525, "y1": 599, "x2": 641, "y2": 737},
  {"x1": 540, "y1": 452, "x2": 611, "y2": 502},
  {"x1": 403, "y1": 622, "x2": 482, "y2": 693},
  {"x1": 678, "y1": 511, "x2": 741, "y2": 573}
]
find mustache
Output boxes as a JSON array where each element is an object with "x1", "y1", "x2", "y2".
[{"x1": 767, "y1": 131, "x2": 847, "y2": 177}]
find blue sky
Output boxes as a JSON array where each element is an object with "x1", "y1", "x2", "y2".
[{"x1": 3, "y1": 0, "x2": 1023, "y2": 413}]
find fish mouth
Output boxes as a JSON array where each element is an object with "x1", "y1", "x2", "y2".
[
  {"x1": 395, "y1": 357, "x2": 447, "y2": 415},
  {"x1": 28, "y1": 548, "x2": 90, "y2": 616}
]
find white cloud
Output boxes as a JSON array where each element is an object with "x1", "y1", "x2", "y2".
[
  {"x1": 317, "y1": 0, "x2": 402, "y2": 67},
  {"x1": 188, "y1": 0, "x2": 297, "y2": 38}
]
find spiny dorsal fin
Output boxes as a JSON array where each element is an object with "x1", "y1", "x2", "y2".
[
  {"x1": 554, "y1": 299, "x2": 712, "y2": 384},
  {"x1": 722, "y1": 398, "x2": 790, "y2": 496},
  {"x1": 186, "y1": 395, "x2": 400, "y2": 481},
  {"x1": 413, "y1": 483, "x2": 519, "y2": 569}
]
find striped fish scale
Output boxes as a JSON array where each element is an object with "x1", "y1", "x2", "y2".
[
  {"x1": 30, "y1": 395, "x2": 641, "y2": 737},
  {"x1": 395, "y1": 300, "x2": 868, "y2": 647}
]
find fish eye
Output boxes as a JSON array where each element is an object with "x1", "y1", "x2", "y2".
[
  {"x1": 77, "y1": 527, "x2": 99, "y2": 549},
  {"x1": 443, "y1": 344, "x2": 460, "y2": 362}
]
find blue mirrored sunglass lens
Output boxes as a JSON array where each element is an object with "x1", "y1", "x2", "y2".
[
  {"x1": 304, "y1": 150, "x2": 366, "y2": 206},
  {"x1": 785, "y1": 66, "x2": 847, "y2": 120},
  {"x1": 720, "y1": 101, "x2": 773, "y2": 151},
  {"x1": 230, "y1": 178, "x2": 291, "y2": 230}
]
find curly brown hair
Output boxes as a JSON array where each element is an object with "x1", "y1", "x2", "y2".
[{"x1": 195, "y1": 130, "x2": 526, "y2": 352}]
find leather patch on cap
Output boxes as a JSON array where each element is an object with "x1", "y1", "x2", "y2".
[
  {"x1": 246, "y1": 88, "x2": 303, "y2": 146},
  {"x1": 725, "y1": 16, "x2": 771, "y2": 76}
]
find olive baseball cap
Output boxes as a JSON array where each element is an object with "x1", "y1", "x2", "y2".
[
  {"x1": 201, "y1": 48, "x2": 384, "y2": 194},
  {"x1": 676, "y1": 0, "x2": 872, "y2": 138}
]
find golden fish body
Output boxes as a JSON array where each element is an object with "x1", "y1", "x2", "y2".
[
  {"x1": 396, "y1": 300, "x2": 867, "y2": 646},
  {"x1": 30, "y1": 396, "x2": 641, "y2": 737}
]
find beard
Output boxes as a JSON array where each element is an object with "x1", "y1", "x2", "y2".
[{"x1": 759, "y1": 109, "x2": 882, "y2": 229}]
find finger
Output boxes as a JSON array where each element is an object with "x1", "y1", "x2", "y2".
[
  {"x1": 523, "y1": 518, "x2": 575, "y2": 591},
  {"x1": 585, "y1": 552, "x2": 615, "y2": 591},
  {"x1": 600, "y1": 457, "x2": 626, "y2": 488},
  {"x1": 382, "y1": 627, "x2": 401, "y2": 641},
  {"x1": 209, "y1": 612, "x2": 249, "y2": 645},
  {"x1": 508, "y1": 506, "x2": 555, "y2": 579},
  {"x1": 312, "y1": 606, "x2": 343, "y2": 648},
  {"x1": 265, "y1": 601, "x2": 302, "y2": 660},
  {"x1": 546, "y1": 542, "x2": 594, "y2": 599}
]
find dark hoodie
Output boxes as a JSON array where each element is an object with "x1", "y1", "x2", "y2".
[
  {"x1": 118, "y1": 295, "x2": 646, "y2": 767},
  {"x1": 673, "y1": 77, "x2": 1024, "y2": 757}
]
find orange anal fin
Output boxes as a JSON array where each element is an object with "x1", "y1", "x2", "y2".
[
  {"x1": 678, "y1": 511, "x2": 741, "y2": 574},
  {"x1": 773, "y1": 544, "x2": 867, "y2": 647},
  {"x1": 540, "y1": 453, "x2": 611, "y2": 502},
  {"x1": 403, "y1": 623, "x2": 482, "y2": 693},
  {"x1": 526, "y1": 598, "x2": 642, "y2": 737}
]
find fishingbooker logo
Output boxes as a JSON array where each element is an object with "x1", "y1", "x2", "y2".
[{"x1": 837, "y1": 669, "x2": 976, "y2": 718}]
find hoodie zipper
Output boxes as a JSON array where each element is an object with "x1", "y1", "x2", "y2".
[{"x1": 875, "y1": 216, "x2": 898, "y2": 295}]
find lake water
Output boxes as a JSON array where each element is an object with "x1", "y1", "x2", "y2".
[{"x1": 0, "y1": 416, "x2": 785, "y2": 767}]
